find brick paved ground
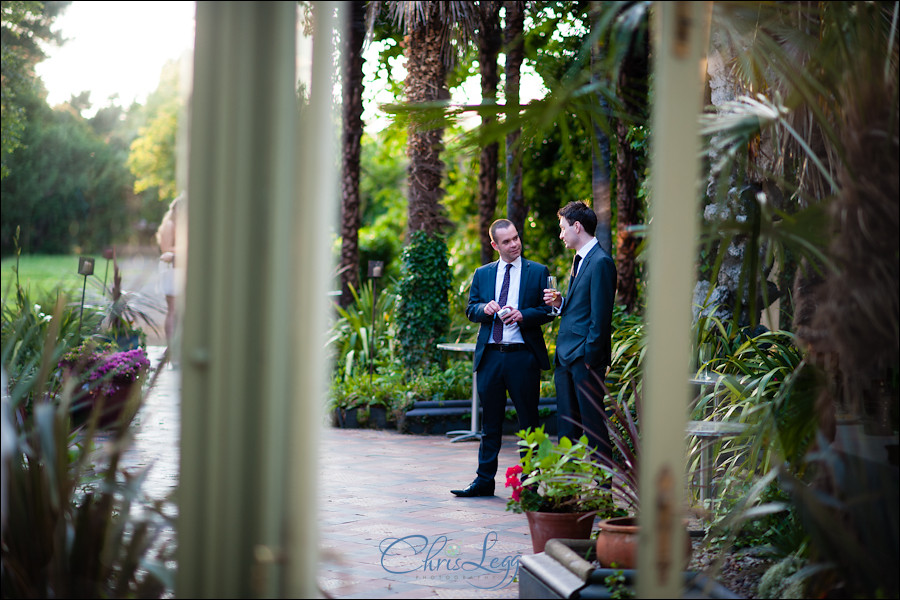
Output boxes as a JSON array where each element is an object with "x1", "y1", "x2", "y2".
[{"x1": 121, "y1": 348, "x2": 535, "y2": 599}]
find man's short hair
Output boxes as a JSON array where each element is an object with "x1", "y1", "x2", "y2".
[
  {"x1": 558, "y1": 201, "x2": 597, "y2": 237},
  {"x1": 489, "y1": 218, "x2": 515, "y2": 243}
]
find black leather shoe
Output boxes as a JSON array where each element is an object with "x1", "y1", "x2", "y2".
[{"x1": 451, "y1": 481, "x2": 495, "y2": 497}]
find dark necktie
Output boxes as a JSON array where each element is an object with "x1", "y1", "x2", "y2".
[
  {"x1": 492, "y1": 263, "x2": 512, "y2": 343},
  {"x1": 570, "y1": 254, "x2": 582, "y2": 289}
]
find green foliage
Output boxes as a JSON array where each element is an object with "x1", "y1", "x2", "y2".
[
  {"x1": 327, "y1": 279, "x2": 397, "y2": 379},
  {"x1": 1, "y1": 1, "x2": 66, "y2": 179},
  {"x1": 505, "y1": 425, "x2": 625, "y2": 517},
  {"x1": 518, "y1": 114, "x2": 593, "y2": 267},
  {"x1": 396, "y1": 231, "x2": 451, "y2": 374},
  {"x1": 606, "y1": 305, "x2": 646, "y2": 403},
  {"x1": 328, "y1": 359, "x2": 472, "y2": 427},
  {"x1": 405, "y1": 360, "x2": 472, "y2": 404},
  {"x1": 757, "y1": 555, "x2": 808, "y2": 599},
  {"x1": 729, "y1": 481, "x2": 805, "y2": 556},
  {"x1": 127, "y1": 59, "x2": 185, "y2": 202},
  {"x1": 603, "y1": 569, "x2": 635, "y2": 599},
  {"x1": 688, "y1": 322, "x2": 809, "y2": 491},
  {"x1": 1, "y1": 289, "x2": 87, "y2": 414},
  {"x1": 329, "y1": 368, "x2": 401, "y2": 411},
  {"x1": 355, "y1": 128, "x2": 408, "y2": 283},
  {"x1": 1, "y1": 313, "x2": 174, "y2": 597},
  {"x1": 1, "y1": 103, "x2": 134, "y2": 255}
]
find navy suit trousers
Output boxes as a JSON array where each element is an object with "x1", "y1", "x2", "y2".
[
  {"x1": 474, "y1": 347, "x2": 541, "y2": 485},
  {"x1": 555, "y1": 359, "x2": 612, "y2": 459}
]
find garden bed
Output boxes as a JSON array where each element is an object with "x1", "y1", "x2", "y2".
[{"x1": 330, "y1": 396, "x2": 559, "y2": 435}]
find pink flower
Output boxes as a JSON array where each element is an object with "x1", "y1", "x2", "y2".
[
  {"x1": 506, "y1": 465, "x2": 523, "y2": 477},
  {"x1": 511, "y1": 487, "x2": 521, "y2": 502}
]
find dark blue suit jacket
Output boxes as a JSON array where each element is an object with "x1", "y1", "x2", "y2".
[
  {"x1": 556, "y1": 243, "x2": 617, "y2": 369},
  {"x1": 466, "y1": 258, "x2": 554, "y2": 372}
]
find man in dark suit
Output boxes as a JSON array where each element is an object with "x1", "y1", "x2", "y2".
[
  {"x1": 451, "y1": 219, "x2": 554, "y2": 497},
  {"x1": 544, "y1": 201, "x2": 617, "y2": 459}
]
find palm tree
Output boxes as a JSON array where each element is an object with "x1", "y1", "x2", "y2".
[
  {"x1": 477, "y1": 1, "x2": 502, "y2": 265},
  {"x1": 504, "y1": 0, "x2": 526, "y2": 242},
  {"x1": 338, "y1": 0, "x2": 367, "y2": 308},
  {"x1": 368, "y1": 1, "x2": 478, "y2": 372}
]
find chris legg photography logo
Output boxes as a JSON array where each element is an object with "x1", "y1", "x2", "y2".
[{"x1": 379, "y1": 531, "x2": 520, "y2": 590}]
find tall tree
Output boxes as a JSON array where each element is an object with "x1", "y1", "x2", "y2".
[
  {"x1": 1, "y1": 1, "x2": 67, "y2": 179},
  {"x1": 338, "y1": 0, "x2": 367, "y2": 307},
  {"x1": 126, "y1": 59, "x2": 185, "y2": 203},
  {"x1": 477, "y1": 1, "x2": 501, "y2": 265},
  {"x1": 589, "y1": 1, "x2": 613, "y2": 256},
  {"x1": 503, "y1": 0, "x2": 526, "y2": 239},
  {"x1": 589, "y1": 1, "x2": 650, "y2": 314},
  {"x1": 371, "y1": 1, "x2": 477, "y2": 373},
  {"x1": 613, "y1": 21, "x2": 648, "y2": 315}
]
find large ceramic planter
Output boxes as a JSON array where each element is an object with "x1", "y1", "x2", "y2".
[
  {"x1": 526, "y1": 510, "x2": 594, "y2": 554},
  {"x1": 595, "y1": 516, "x2": 692, "y2": 569}
]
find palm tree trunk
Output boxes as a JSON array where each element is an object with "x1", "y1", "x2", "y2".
[
  {"x1": 478, "y1": 2, "x2": 501, "y2": 264},
  {"x1": 339, "y1": 0, "x2": 366, "y2": 307},
  {"x1": 504, "y1": 1, "x2": 526, "y2": 240},
  {"x1": 405, "y1": 4, "x2": 449, "y2": 235}
]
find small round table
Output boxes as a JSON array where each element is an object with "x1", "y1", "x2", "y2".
[{"x1": 436, "y1": 342, "x2": 481, "y2": 443}]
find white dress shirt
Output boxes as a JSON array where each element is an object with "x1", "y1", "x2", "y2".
[{"x1": 495, "y1": 256, "x2": 524, "y2": 343}]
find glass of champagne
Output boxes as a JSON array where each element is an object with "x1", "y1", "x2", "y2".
[{"x1": 547, "y1": 276, "x2": 558, "y2": 302}]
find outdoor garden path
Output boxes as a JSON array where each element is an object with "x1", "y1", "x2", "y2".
[
  {"x1": 318, "y1": 429, "x2": 531, "y2": 599},
  {"x1": 113, "y1": 250, "x2": 532, "y2": 598},
  {"x1": 121, "y1": 347, "x2": 531, "y2": 599}
]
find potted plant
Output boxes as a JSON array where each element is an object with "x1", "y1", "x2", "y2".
[
  {"x1": 505, "y1": 425, "x2": 626, "y2": 553},
  {"x1": 579, "y1": 380, "x2": 694, "y2": 570},
  {"x1": 59, "y1": 339, "x2": 151, "y2": 428},
  {"x1": 91, "y1": 252, "x2": 162, "y2": 349},
  {"x1": 2, "y1": 317, "x2": 174, "y2": 597}
]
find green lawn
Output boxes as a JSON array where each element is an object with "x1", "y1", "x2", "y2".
[{"x1": 1, "y1": 254, "x2": 105, "y2": 306}]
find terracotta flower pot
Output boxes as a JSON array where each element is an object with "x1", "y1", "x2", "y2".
[
  {"x1": 595, "y1": 516, "x2": 692, "y2": 569},
  {"x1": 595, "y1": 516, "x2": 640, "y2": 568},
  {"x1": 526, "y1": 510, "x2": 595, "y2": 554}
]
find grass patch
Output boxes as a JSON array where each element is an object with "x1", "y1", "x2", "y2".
[{"x1": 1, "y1": 254, "x2": 104, "y2": 306}]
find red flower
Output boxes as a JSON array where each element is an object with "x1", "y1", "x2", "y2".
[{"x1": 511, "y1": 487, "x2": 521, "y2": 502}]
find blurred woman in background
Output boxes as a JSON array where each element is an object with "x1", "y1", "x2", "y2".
[{"x1": 156, "y1": 194, "x2": 183, "y2": 350}]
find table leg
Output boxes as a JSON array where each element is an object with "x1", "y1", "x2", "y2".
[{"x1": 446, "y1": 368, "x2": 482, "y2": 443}]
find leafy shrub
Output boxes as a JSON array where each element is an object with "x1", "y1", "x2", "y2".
[
  {"x1": 395, "y1": 231, "x2": 451, "y2": 374},
  {"x1": 1, "y1": 289, "x2": 174, "y2": 597},
  {"x1": 327, "y1": 279, "x2": 397, "y2": 379}
]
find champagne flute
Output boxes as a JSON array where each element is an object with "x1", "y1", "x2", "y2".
[{"x1": 546, "y1": 276, "x2": 559, "y2": 302}]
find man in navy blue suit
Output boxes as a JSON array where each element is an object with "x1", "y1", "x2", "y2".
[
  {"x1": 451, "y1": 219, "x2": 554, "y2": 497},
  {"x1": 543, "y1": 201, "x2": 617, "y2": 459}
]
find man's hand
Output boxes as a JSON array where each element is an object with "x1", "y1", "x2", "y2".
[
  {"x1": 543, "y1": 288, "x2": 562, "y2": 309},
  {"x1": 501, "y1": 308, "x2": 522, "y2": 324},
  {"x1": 484, "y1": 300, "x2": 502, "y2": 316}
]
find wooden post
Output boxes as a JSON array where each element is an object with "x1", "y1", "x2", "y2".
[{"x1": 638, "y1": 2, "x2": 712, "y2": 598}]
